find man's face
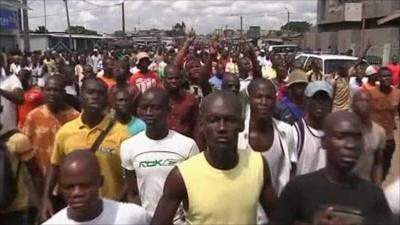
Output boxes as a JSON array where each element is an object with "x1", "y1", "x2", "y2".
[
  {"x1": 222, "y1": 76, "x2": 240, "y2": 95},
  {"x1": 138, "y1": 58, "x2": 151, "y2": 71},
  {"x1": 392, "y1": 56, "x2": 398, "y2": 64},
  {"x1": 289, "y1": 82, "x2": 307, "y2": 99},
  {"x1": 114, "y1": 91, "x2": 132, "y2": 115},
  {"x1": 81, "y1": 80, "x2": 108, "y2": 114},
  {"x1": 306, "y1": 91, "x2": 333, "y2": 121},
  {"x1": 83, "y1": 65, "x2": 94, "y2": 78},
  {"x1": 239, "y1": 58, "x2": 252, "y2": 74},
  {"x1": 201, "y1": 97, "x2": 243, "y2": 152},
  {"x1": 137, "y1": 92, "x2": 168, "y2": 127},
  {"x1": 276, "y1": 66, "x2": 288, "y2": 81},
  {"x1": 187, "y1": 60, "x2": 202, "y2": 84},
  {"x1": 164, "y1": 68, "x2": 183, "y2": 91},
  {"x1": 113, "y1": 66, "x2": 127, "y2": 82},
  {"x1": 59, "y1": 165, "x2": 102, "y2": 211},
  {"x1": 16, "y1": 70, "x2": 30, "y2": 89},
  {"x1": 249, "y1": 84, "x2": 275, "y2": 119},
  {"x1": 323, "y1": 119, "x2": 363, "y2": 171},
  {"x1": 104, "y1": 59, "x2": 114, "y2": 75},
  {"x1": 352, "y1": 92, "x2": 371, "y2": 119},
  {"x1": 379, "y1": 70, "x2": 392, "y2": 88},
  {"x1": 271, "y1": 55, "x2": 282, "y2": 67},
  {"x1": 44, "y1": 78, "x2": 65, "y2": 108}
]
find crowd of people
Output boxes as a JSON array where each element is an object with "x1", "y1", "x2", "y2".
[{"x1": 0, "y1": 30, "x2": 399, "y2": 225}]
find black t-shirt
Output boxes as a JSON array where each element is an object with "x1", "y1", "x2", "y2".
[{"x1": 277, "y1": 169, "x2": 393, "y2": 225}]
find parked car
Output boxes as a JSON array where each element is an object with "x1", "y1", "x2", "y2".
[
  {"x1": 268, "y1": 44, "x2": 300, "y2": 54},
  {"x1": 295, "y1": 54, "x2": 369, "y2": 77}
]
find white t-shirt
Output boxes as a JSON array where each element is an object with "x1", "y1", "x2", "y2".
[
  {"x1": 9, "y1": 63, "x2": 21, "y2": 75},
  {"x1": 293, "y1": 119, "x2": 326, "y2": 175},
  {"x1": 0, "y1": 69, "x2": 22, "y2": 134},
  {"x1": 42, "y1": 198, "x2": 151, "y2": 225},
  {"x1": 120, "y1": 130, "x2": 199, "y2": 221}
]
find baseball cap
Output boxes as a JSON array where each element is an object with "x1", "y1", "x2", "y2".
[
  {"x1": 136, "y1": 52, "x2": 150, "y2": 64},
  {"x1": 365, "y1": 65, "x2": 379, "y2": 76},
  {"x1": 304, "y1": 81, "x2": 333, "y2": 98},
  {"x1": 286, "y1": 70, "x2": 309, "y2": 87}
]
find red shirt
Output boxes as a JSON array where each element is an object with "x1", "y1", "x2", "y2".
[
  {"x1": 18, "y1": 87, "x2": 44, "y2": 128},
  {"x1": 167, "y1": 90, "x2": 199, "y2": 138},
  {"x1": 129, "y1": 70, "x2": 162, "y2": 93},
  {"x1": 387, "y1": 64, "x2": 400, "y2": 87}
]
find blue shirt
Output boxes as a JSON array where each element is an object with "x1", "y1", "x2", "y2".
[
  {"x1": 209, "y1": 75, "x2": 223, "y2": 90},
  {"x1": 127, "y1": 117, "x2": 146, "y2": 136}
]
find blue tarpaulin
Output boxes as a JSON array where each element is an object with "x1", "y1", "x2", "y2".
[{"x1": 0, "y1": 8, "x2": 18, "y2": 30}]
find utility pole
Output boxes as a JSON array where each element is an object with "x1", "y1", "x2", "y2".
[
  {"x1": 22, "y1": 0, "x2": 30, "y2": 51},
  {"x1": 63, "y1": 0, "x2": 73, "y2": 51},
  {"x1": 43, "y1": 0, "x2": 47, "y2": 29},
  {"x1": 240, "y1": 16, "x2": 243, "y2": 35},
  {"x1": 284, "y1": 7, "x2": 290, "y2": 31},
  {"x1": 122, "y1": 1, "x2": 125, "y2": 36},
  {"x1": 360, "y1": 2, "x2": 366, "y2": 52}
]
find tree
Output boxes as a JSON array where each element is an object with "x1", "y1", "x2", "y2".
[
  {"x1": 280, "y1": 21, "x2": 312, "y2": 33},
  {"x1": 34, "y1": 26, "x2": 48, "y2": 33},
  {"x1": 166, "y1": 21, "x2": 186, "y2": 37},
  {"x1": 65, "y1": 25, "x2": 98, "y2": 35},
  {"x1": 113, "y1": 30, "x2": 125, "y2": 37}
]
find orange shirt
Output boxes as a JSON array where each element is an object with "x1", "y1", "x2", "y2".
[
  {"x1": 23, "y1": 105, "x2": 79, "y2": 174},
  {"x1": 100, "y1": 76, "x2": 116, "y2": 89},
  {"x1": 368, "y1": 87, "x2": 400, "y2": 140},
  {"x1": 18, "y1": 87, "x2": 44, "y2": 128}
]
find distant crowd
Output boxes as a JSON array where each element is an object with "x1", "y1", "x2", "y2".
[{"x1": 0, "y1": 31, "x2": 399, "y2": 225}]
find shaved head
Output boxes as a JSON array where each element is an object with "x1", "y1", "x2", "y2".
[
  {"x1": 60, "y1": 150, "x2": 101, "y2": 179},
  {"x1": 323, "y1": 111, "x2": 362, "y2": 135},
  {"x1": 247, "y1": 78, "x2": 275, "y2": 97},
  {"x1": 140, "y1": 87, "x2": 169, "y2": 109},
  {"x1": 59, "y1": 150, "x2": 104, "y2": 220},
  {"x1": 164, "y1": 64, "x2": 181, "y2": 77},
  {"x1": 200, "y1": 90, "x2": 241, "y2": 116}
]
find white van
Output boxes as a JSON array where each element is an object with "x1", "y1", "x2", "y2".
[
  {"x1": 268, "y1": 45, "x2": 300, "y2": 54},
  {"x1": 295, "y1": 54, "x2": 369, "y2": 77}
]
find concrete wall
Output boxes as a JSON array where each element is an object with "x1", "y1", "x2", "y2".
[
  {"x1": 19, "y1": 36, "x2": 48, "y2": 51},
  {"x1": 304, "y1": 27, "x2": 400, "y2": 64},
  {"x1": 364, "y1": 0, "x2": 400, "y2": 19},
  {"x1": 318, "y1": 0, "x2": 400, "y2": 23}
]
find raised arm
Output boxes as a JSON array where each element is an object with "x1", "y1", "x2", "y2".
[
  {"x1": 151, "y1": 167, "x2": 187, "y2": 225},
  {"x1": 0, "y1": 87, "x2": 24, "y2": 105},
  {"x1": 352, "y1": 41, "x2": 372, "y2": 69},
  {"x1": 174, "y1": 29, "x2": 195, "y2": 69}
]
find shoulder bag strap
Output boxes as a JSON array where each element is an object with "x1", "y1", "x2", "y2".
[{"x1": 90, "y1": 119, "x2": 116, "y2": 153}]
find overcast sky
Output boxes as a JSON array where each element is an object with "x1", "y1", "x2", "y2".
[{"x1": 28, "y1": 0, "x2": 317, "y2": 34}]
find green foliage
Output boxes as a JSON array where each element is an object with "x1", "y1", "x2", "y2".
[
  {"x1": 280, "y1": 21, "x2": 312, "y2": 33},
  {"x1": 166, "y1": 22, "x2": 186, "y2": 37},
  {"x1": 34, "y1": 26, "x2": 48, "y2": 33},
  {"x1": 113, "y1": 30, "x2": 125, "y2": 37},
  {"x1": 65, "y1": 26, "x2": 98, "y2": 35}
]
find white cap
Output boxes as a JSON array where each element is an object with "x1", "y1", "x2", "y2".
[{"x1": 365, "y1": 65, "x2": 379, "y2": 76}]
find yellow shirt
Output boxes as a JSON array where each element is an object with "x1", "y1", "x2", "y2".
[
  {"x1": 262, "y1": 67, "x2": 277, "y2": 80},
  {"x1": 1, "y1": 133, "x2": 35, "y2": 213},
  {"x1": 178, "y1": 151, "x2": 264, "y2": 225},
  {"x1": 51, "y1": 114, "x2": 129, "y2": 199}
]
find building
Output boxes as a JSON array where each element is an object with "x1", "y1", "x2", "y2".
[
  {"x1": 19, "y1": 33, "x2": 107, "y2": 52},
  {"x1": 0, "y1": 0, "x2": 24, "y2": 51},
  {"x1": 306, "y1": 0, "x2": 400, "y2": 64}
]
